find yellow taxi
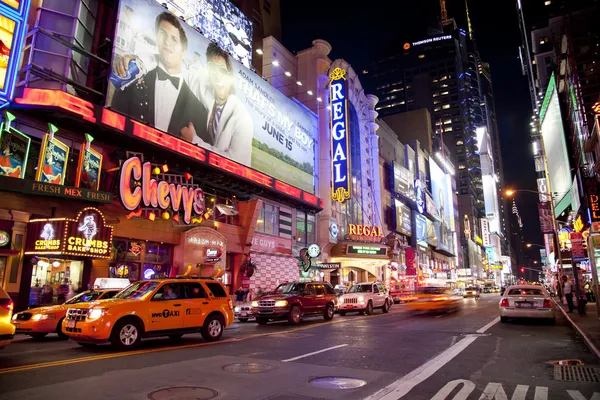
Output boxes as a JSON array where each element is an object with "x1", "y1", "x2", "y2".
[
  {"x1": 405, "y1": 286, "x2": 462, "y2": 314},
  {"x1": 62, "y1": 277, "x2": 234, "y2": 349},
  {"x1": 0, "y1": 287, "x2": 15, "y2": 349},
  {"x1": 12, "y1": 289, "x2": 120, "y2": 340}
]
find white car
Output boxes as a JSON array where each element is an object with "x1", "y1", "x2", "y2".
[
  {"x1": 499, "y1": 284, "x2": 555, "y2": 324},
  {"x1": 338, "y1": 282, "x2": 392, "y2": 315}
]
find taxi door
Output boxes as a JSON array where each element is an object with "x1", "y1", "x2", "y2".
[
  {"x1": 148, "y1": 283, "x2": 185, "y2": 331},
  {"x1": 182, "y1": 282, "x2": 209, "y2": 328}
]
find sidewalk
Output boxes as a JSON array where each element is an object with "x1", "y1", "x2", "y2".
[{"x1": 553, "y1": 297, "x2": 600, "y2": 360}]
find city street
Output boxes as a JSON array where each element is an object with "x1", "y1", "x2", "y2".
[{"x1": 0, "y1": 295, "x2": 598, "y2": 400}]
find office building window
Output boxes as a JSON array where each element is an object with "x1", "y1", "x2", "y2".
[
  {"x1": 296, "y1": 212, "x2": 315, "y2": 245},
  {"x1": 442, "y1": 104, "x2": 450, "y2": 109},
  {"x1": 256, "y1": 203, "x2": 279, "y2": 235}
]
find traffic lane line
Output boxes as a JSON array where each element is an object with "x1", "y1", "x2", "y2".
[
  {"x1": 0, "y1": 306, "x2": 406, "y2": 375},
  {"x1": 281, "y1": 344, "x2": 349, "y2": 362},
  {"x1": 363, "y1": 316, "x2": 500, "y2": 400}
]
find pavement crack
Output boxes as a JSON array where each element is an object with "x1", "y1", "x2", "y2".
[{"x1": 469, "y1": 336, "x2": 502, "y2": 383}]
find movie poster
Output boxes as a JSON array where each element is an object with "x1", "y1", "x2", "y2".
[
  {"x1": 76, "y1": 144, "x2": 102, "y2": 190},
  {"x1": 0, "y1": 122, "x2": 29, "y2": 178},
  {"x1": 36, "y1": 134, "x2": 69, "y2": 185},
  {"x1": 0, "y1": 14, "x2": 16, "y2": 91},
  {"x1": 107, "y1": 0, "x2": 317, "y2": 194}
]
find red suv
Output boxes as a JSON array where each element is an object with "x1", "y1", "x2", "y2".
[{"x1": 251, "y1": 281, "x2": 337, "y2": 325}]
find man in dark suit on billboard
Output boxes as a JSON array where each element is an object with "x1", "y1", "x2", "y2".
[{"x1": 111, "y1": 12, "x2": 210, "y2": 142}]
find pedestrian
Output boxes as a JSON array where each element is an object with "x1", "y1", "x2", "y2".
[
  {"x1": 563, "y1": 276, "x2": 574, "y2": 313},
  {"x1": 40, "y1": 283, "x2": 53, "y2": 306},
  {"x1": 29, "y1": 280, "x2": 41, "y2": 308},
  {"x1": 57, "y1": 279, "x2": 69, "y2": 304},
  {"x1": 235, "y1": 288, "x2": 248, "y2": 304}
]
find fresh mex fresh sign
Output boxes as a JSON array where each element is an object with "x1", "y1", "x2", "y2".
[
  {"x1": 329, "y1": 67, "x2": 351, "y2": 203},
  {"x1": 119, "y1": 156, "x2": 205, "y2": 224}
]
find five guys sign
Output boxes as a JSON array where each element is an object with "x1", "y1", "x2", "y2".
[
  {"x1": 329, "y1": 68, "x2": 351, "y2": 203},
  {"x1": 13, "y1": 88, "x2": 323, "y2": 210}
]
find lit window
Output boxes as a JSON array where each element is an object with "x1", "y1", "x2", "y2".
[
  {"x1": 433, "y1": 92, "x2": 439, "y2": 97},
  {"x1": 442, "y1": 104, "x2": 451, "y2": 109},
  {"x1": 444, "y1": 127, "x2": 453, "y2": 132},
  {"x1": 440, "y1": 76, "x2": 448, "y2": 81},
  {"x1": 434, "y1": 107, "x2": 441, "y2": 112},
  {"x1": 444, "y1": 119, "x2": 452, "y2": 124},
  {"x1": 441, "y1": 91, "x2": 449, "y2": 95},
  {"x1": 545, "y1": 0, "x2": 551, "y2": 5},
  {"x1": 418, "y1": 54, "x2": 425, "y2": 59},
  {"x1": 458, "y1": 164, "x2": 466, "y2": 170},
  {"x1": 456, "y1": 140, "x2": 464, "y2": 145}
]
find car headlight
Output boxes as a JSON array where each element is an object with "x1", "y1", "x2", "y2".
[
  {"x1": 358, "y1": 296, "x2": 364, "y2": 303},
  {"x1": 87, "y1": 308, "x2": 106, "y2": 321},
  {"x1": 339, "y1": 296, "x2": 344, "y2": 303},
  {"x1": 251, "y1": 301, "x2": 259, "y2": 307},
  {"x1": 234, "y1": 306, "x2": 241, "y2": 312},
  {"x1": 274, "y1": 300, "x2": 288, "y2": 307},
  {"x1": 12, "y1": 314, "x2": 17, "y2": 320},
  {"x1": 32, "y1": 314, "x2": 56, "y2": 321}
]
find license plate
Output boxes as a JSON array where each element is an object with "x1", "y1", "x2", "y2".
[
  {"x1": 517, "y1": 302, "x2": 532, "y2": 308},
  {"x1": 67, "y1": 320, "x2": 76, "y2": 328},
  {"x1": 240, "y1": 312, "x2": 247, "y2": 317},
  {"x1": 348, "y1": 305, "x2": 354, "y2": 309}
]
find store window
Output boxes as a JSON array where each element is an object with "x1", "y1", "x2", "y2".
[
  {"x1": 296, "y1": 211, "x2": 315, "y2": 245},
  {"x1": 256, "y1": 203, "x2": 279, "y2": 236},
  {"x1": 110, "y1": 239, "x2": 173, "y2": 282},
  {"x1": 29, "y1": 259, "x2": 84, "y2": 307}
]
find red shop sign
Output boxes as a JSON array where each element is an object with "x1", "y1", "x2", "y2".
[{"x1": 251, "y1": 233, "x2": 292, "y2": 255}]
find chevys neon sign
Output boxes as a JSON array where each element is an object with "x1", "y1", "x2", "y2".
[
  {"x1": 120, "y1": 156, "x2": 205, "y2": 224},
  {"x1": 329, "y1": 68, "x2": 351, "y2": 203},
  {"x1": 14, "y1": 89, "x2": 324, "y2": 210}
]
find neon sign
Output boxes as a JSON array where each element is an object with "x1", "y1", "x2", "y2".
[
  {"x1": 411, "y1": 35, "x2": 452, "y2": 46},
  {"x1": 329, "y1": 67, "x2": 351, "y2": 203},
  {"x1": 119, "y1": 156, "x2": 205, "y2": 225},
  {"x1": 0, "y1": 0, "x2": 30, "y2": 108},
  {"x1": 13, "y1": 88, "x2": 324, "y2": 209},
  {"x1": 348, "y1": 224, "x2": 383, "y2": 237}
]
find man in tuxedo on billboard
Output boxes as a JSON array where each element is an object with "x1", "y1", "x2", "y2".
[{"x1": 111, "y1": 12, "x2": 209, "y2": 142}]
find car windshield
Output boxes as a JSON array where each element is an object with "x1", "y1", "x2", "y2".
[
  {"x1": 466, "y1": 287, "x2": 476, "y2": 291},
  {"x1": 65, "y1": 291, "x2": 103, "y2": 304},
  {"x1": 419, "y1": 287, "x2": 447, "y2": 295},
  {"x1": 508, "y1": 288, "x2": 544, "y2": 296},
  {"x1": 274, "y1": 282, "x2": 303, "y2": 294},
  {"x1": 114, "y1": 281, "x2": 159, "y2": 299},
  {"x1": 349, "y1": 284, "x2": 372, "y2": 293}
]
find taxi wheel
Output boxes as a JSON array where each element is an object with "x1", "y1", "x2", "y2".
[
  {"x1": 365, "y1": 301, "x2": 374, "y2": 315},
  {"x1": 56, "y1": 318, "x2": 68, "y2": 340},
  {"x1": 201, "y1": 314, "x2": 224, "y2": 342},
  {"x1": 111, "y1": 319, "x2": 142, "y2": 349},
  {"x1": 382, "y1": 300, "x2": 390, "y2": 313},
  {"x1": 323, "y1": 304, "x2": 334, "y2": 321}
]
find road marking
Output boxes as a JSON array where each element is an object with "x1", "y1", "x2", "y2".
[
  {"x1": 281, "y1": 344, "x2": 348, "y2": 362},
  {"x1": 0, "y1": 308, "x2": 402, "y2": 375},
  {"x1": 535, "y1": 386, "x2": 549, "y2": 400},
  {"x1": 430, "y1": 379, "x2": 475, "y2": 400},
  {"x1": 363, "y1": 317, "x2": 500, "y2": 400},
  {"x1": 511, "y1": 384, "x2": 529, "y2": 400},
  {"x1": 566, "y1": 390, "x2": 600, "y2": 400}
]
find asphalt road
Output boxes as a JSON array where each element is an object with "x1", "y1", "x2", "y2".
[{"x1": 0, "y1": 295, "x2": 598, "y2": 400}]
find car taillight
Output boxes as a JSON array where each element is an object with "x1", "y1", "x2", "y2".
[
  {"x1": 228, "y1": 299, "x2": 233, "y2": 310},
  {"x1": 500, "y1": 298, "x2": 509, "y2": 307},
  {"x1": 543, "y1": 299, "x2": 552, "y2": 308},
  {"x1": 0, "y1": 298, "x2": 13, "y2": 312}
]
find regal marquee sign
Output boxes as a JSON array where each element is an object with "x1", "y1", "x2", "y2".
[{"x1": 329, "y1": 68, "x2": 351, "y2": 203}]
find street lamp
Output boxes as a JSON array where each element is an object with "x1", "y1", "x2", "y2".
[{"x1": 526, "y1": 243, "x2": 544, "y2": 248}]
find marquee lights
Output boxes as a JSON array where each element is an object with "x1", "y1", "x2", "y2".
[
  {"x1": 329, "y1": 67, "x2": 351, "y2": 203},
  {"x1": 120, "y1": 156, "x2": 205, "y2": 225},
  {"x1": 14, "y1": 88, "x2": 324, "y2": 209}
]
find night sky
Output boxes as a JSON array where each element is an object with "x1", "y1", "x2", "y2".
[{"x1": 280, "y1": 0, "x2": 543, "y2": 259}]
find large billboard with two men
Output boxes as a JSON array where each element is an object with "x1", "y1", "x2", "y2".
[{"x1": 107, "y1": 0, "x2": 317, "y2": 193}]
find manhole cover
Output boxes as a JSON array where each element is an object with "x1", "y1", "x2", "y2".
[
  {"x1": 554, "y1": 365, "x2": 600, "y2": 383},
  {"x1": 223, "y1": 362, "x2": 274, "y2": 373},
  {"x1": 308, "y1": 376, "x2": 367, "y2": 390},
  {"x1": 148, "y1": 386, "x2": 218, "y2": 400}
]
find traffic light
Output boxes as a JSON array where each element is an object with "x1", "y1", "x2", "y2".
[{"x1": 520, "y1": 267, "x2": 525, "y2": 273}]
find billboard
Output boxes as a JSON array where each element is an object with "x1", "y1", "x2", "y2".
[
  {"x1": 107, "y1": 0, "x2": 317, "y2": 193},
  {"x1": 0, "y1": 0, "x2": 29, "y2": 107},
  {"x1": 152, "y1": 0, "x2": 252, "y2": 68},
  {"x1": 394, "y1": 198, "x2": 412, "y2": 237},
  {"x1": 429, "y1": 157, "x2": 454, "y2": 253},
  {"x1": 393, "y1": 163, "x2": 414, "y2": 200},
  {"x1": 540, "y1": 74, "x2": 571, "y2": 215}
]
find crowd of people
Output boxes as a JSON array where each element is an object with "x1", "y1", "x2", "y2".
[{"x1": 28, "y1": 279, "x2": 88, "y2": 307}]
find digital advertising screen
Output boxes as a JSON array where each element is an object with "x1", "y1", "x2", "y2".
[
  {"x1": 108, "y1": 0, "x2": 317, "y2": 193},
  {"x1": 429, "y1": 157, "x2": 454, "y2": 253}
]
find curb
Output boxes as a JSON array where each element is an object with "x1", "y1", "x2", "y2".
[{"x1": 552, "y1": 298, "x2": 600, "y2": 361}]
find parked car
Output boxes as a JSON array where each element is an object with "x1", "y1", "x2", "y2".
[
  {"x1": 63, "y1": 277, "x2": 234, "y2": 349},
  {"x1": 12, "y1": 289, "x2": 120, "y2": 340},
  {"x1": 499, "y1": 285, "x2": 555, "y2": 324},
  {"x1": 0, "y1": 287, "x2": 15, "y2": 349},
  {"x1": 338, "y1": 282, "x2": 392, "y2": 315},
  {"x1": 234, "y1": 302, "x2": 254, "y2": 322},
  {"x1": 251, "y1": 281, "x2": 337, "y2": 325}
]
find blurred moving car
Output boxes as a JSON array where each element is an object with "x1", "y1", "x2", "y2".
[
  {"x1": 12, "y1": 289, "x2": 120, "y2": 339},
  {"x1": 389, "y1": 282, "x2": 417, "y2": 304},
  {"x1": 0, "y1": 287, "x2": 15, "y2": 349},
  {"x1": 405, "y1": 287, "x2": 462, "y2": 314},
  {"x1": 463, "y1": 287, "x2": 479, "y2": 298},
  {"x1": 499, "y1": 285, "x2": 555, "y2": 324},
  {"x1": 252, "y1": 281, "x2": 337, "y2": 325},
  {"x1": 234, "y1": 302, "x2": 254, "y2": 322},
  {"x1": 338, "y1": 282, "x2": 392, "y2": 315}
]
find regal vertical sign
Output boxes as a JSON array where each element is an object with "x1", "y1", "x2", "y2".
[{"x1": 329, "y1": 67, "x2": 351, "y2": 203}]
